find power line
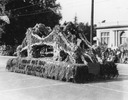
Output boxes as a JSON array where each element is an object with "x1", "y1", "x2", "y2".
[
  {"x1": 15, "y1": 11, "x2": 47, "y2": 17},
  {"x1": 59, "y1": 0, "x2": 110, "y2": 7},
  {"x1": 12, "y1": 7, "x2": 57, "y2": 18},
  {"x1": 5, "y1": 0, "x2": 111, "y2": 15},
  {"x1": 10, "y1": 0, "x2": 110, "y2": 11},
  {"x1": 11, "y1": 3, "x2": 40, "y2": 11},
  {"x1": 7, "y1": 0, "x2": 117, "y2": 20}
]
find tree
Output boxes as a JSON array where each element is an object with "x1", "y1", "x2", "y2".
[
  {"x1": 77, "y1": 22, "x2": 90, "y2": 41},
  {"x1": 77, "y1": 22, "x2": 96, "y2": 43},
  {"x1": 1, "y1": 0, "x2": 62, "y2": 45},
  {"x1": 74, "y1": 14, "x2": 78, "y2": 25}
]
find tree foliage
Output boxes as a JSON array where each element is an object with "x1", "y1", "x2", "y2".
[
  {"x1": 1, "y1": 0, "x2": 62, "y2": 45},
  {"x1": 77, "y1": 22, "x2": 96, "y2": 42},
  {"x1": 77, "y1": 23, "x2": 90, "y2": 37}
]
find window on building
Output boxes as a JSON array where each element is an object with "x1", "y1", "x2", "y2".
[
  {"x1": 101, "y1": 32, "x2": 110, "y2": 45},
  {"x1": 120, "y1": 32, "x2": 126, "y2": 44}
]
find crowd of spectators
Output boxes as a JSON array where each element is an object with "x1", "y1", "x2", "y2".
[{"x1": 99, "y1": 47, "x2": 128, "y2": 64}]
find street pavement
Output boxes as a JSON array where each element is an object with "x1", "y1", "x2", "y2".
[{"x1": 0, "y1": 56, "x2": 128, "y2": 100}]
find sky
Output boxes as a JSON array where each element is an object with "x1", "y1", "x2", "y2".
[{"x1": 57, "y1": 0, "x2": 128, "y2": 25}]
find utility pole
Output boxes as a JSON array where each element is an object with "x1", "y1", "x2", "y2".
[{"x1": 90, "y1": 0, "x2": 94, "y2": 45}]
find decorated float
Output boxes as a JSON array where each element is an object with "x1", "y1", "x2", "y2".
[{"x1": 6, "y1": 22, "x2": 119, "y2": 83}]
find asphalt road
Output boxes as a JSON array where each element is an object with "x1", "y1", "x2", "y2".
[{"x1": 0, "y1": 56, "x2": 128, "y2": 100}]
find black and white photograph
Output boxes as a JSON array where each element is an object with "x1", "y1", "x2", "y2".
[{"x1": 0, "y1": 0, "x2": 128, "y2": 100}]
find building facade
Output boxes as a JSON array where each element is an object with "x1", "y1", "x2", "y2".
[{"x1": 96, "y1": 23, "x2": 128, "y2": 49}]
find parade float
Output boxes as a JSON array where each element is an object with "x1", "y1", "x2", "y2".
[{"x1": 6, "y1": 22, "x2": 119, "y2": 83}]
